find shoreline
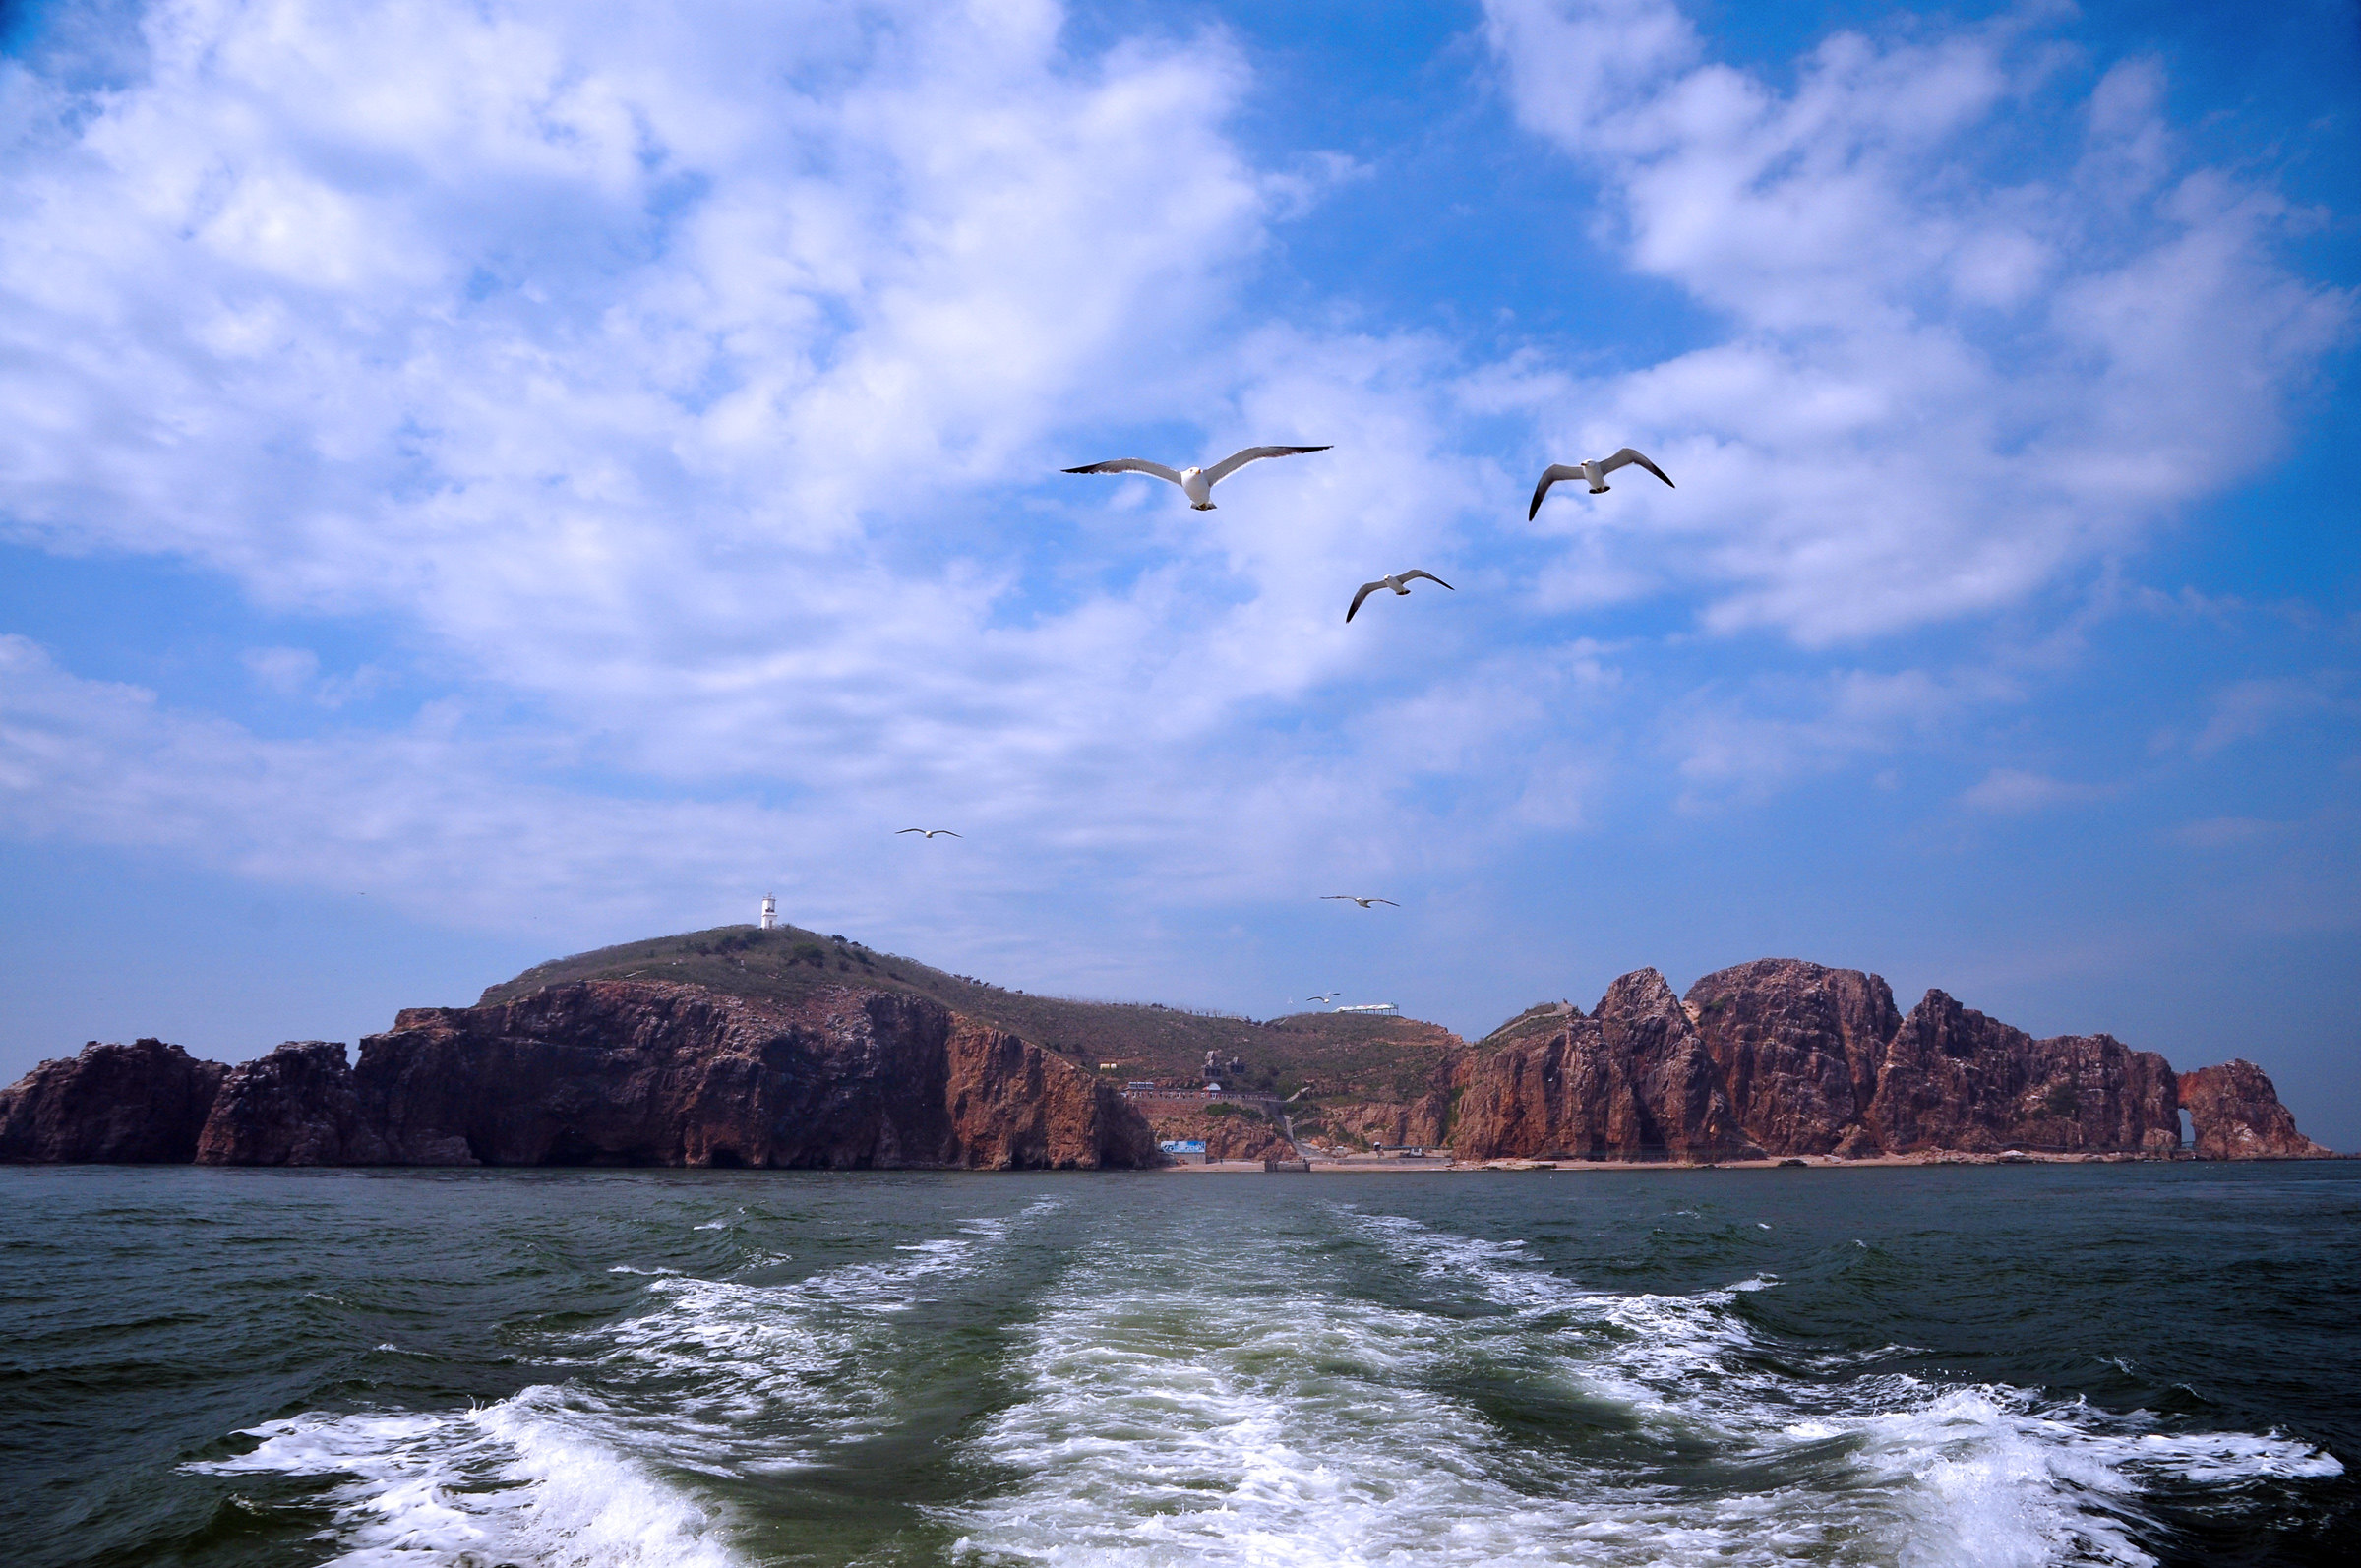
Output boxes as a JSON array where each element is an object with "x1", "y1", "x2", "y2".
[{"x1": 1164, "y1": 1149, "x2": 2349, "y2": 1173}]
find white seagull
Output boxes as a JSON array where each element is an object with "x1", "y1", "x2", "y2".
[
  {"x1": 1347, "y1": 569, "x2": 1453, "y2": 623},
  {"x1": 1305, "y1": 992, "x2": 1341, "y2": 1003},
  {"x1": 1322, "y1": 895, "x2": 1399, "y2": 909},
  {"x1": 1063, "y1": 446, "x2": 1330, "y2": 510},
  {"x1": 896, "y1": 827, "x2": 962, "y2": 839},
  {"x1": 1528, "y1": 448, "x2": 1674, "y2": 518}
]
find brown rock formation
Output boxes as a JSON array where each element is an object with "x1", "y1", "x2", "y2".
[
  {"x1": 2178, "y1": 1060, "x2": 2331, "y2": 1159},
  {"x1": 1862, "y1": 990, "x2": 2181, "y2": 1156},
  {"x1": 1137, "y1": 1104, "x2": 1297, "y2": 1162},
  {"x1": 940, "y1": 1016, "x2": 1160, "y2": 1169},
  {"x1": 344, "y1": 980, "x2": 1156, "y2": 1169},
  {"x1": 0, "y1": 1039, "x2": 225, "y2": 1163},
  {"x1": 1313, "y1": 1093, "x2": 1457, "y2": 1151},
  {"x1": 1455, "y1": 964, "x2": 2219, "y2": 1162},
  {"x1": 1453, "y1": 970, "x2": 1756, "y2": 1161},
  {"x1": 1685, "y1": 960, "x2": 1900, "y2": 1156},
  {"x1": 195, "y1": 1042, "x2": 372, "y2": 1166},
  {"x1": 6, "y1": 948, "x2": 2330, "y2": 1169}
]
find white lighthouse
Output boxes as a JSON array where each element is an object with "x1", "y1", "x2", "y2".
[{"x1": 759, "y1": 894, "x2": 777, "y2": 931}]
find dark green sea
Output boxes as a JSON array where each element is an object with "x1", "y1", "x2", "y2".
[{"x1": 2, "y1": 1163, "x2": 2352, "y2": 1568}]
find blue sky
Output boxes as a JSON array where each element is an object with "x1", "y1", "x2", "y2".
[{"x1": 2, "y1": 0, "x2": 2355, "y2": 1146}]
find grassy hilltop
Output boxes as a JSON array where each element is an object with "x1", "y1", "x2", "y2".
[{"x1": 480, "y1": 923, "x2": 1469, "y2": 1106}]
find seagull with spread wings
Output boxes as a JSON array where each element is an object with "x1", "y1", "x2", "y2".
[
  {"x1": 1322, "y1": 895, "x2": 1399, "y2": 909},
  {"x1": 1528, "y1": 448, "x2": 1674, "y2": 517},
  {"x1": 1347, "y1": 569, "x2": 1453, "y2": 623},
  {"x1": 1062, "y1": 445, "x2": 1330, "y2": 510},
  {"x1": 896, "y1": 828, "x2": 962, "y2": 839},
  {"x1": 1305, "y1": 991, "x2": 1340, "y2": 1003}
]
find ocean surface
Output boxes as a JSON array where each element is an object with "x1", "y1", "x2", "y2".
[{"x1": 2, "y1": 1164, "x2": 2354, "y2": 1568}]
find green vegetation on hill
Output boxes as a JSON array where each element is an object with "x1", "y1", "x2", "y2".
[{"x1": 479, "y1": 924, "x2": 1471, "y2": 1104}]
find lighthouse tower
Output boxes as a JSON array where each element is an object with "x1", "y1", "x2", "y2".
[{"x1": 759, "y1": 894, "x2": 777, "y2": 931}]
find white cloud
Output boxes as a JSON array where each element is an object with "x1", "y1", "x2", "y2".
[
  {"x1": 2190, "y1": 674, "x2": 2353, "y2": 756},
  {"x1": 0, "y1": 0, "x2": 2348, "y2": 962},
  {"x1": 1483, "y1": 0, "x2": 2352, "y2": 644},
  {"x1": 0, "y1": 0, "x2": 1514, "y2": 809},
  {"x1": 240, "y1": 646, "x2": 321, "y2": 697},
  {"x1": 1666, "y1": 664, "x2": 1994, "y2": 801},
  {"x1": 1959, "y1": 766, "x2": 2115, "y2": 814},
  {"x1": 2171, "y1": 816, "x2": 2284, "y2": 849}
]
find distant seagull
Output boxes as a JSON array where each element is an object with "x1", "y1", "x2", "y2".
[
  {"x1": 1528, "y1": 448, "x2": 1674, "y2": 517},
  {"x1": 896, "y1": 828, "x2": 962, "y2": 839},
  {"x1": 1322, "y1": 895, "x2": 1399, "y2": 909},
  {"x1": 1062, "y1": 446, "x2": 1330, "y2": 511},
  {"x1": 1306, "y1": 992, "x2": 1340, "y2": 1003},
  {"x1": 1346, "y1": 569, "x2": 1453, "y2": 623}
]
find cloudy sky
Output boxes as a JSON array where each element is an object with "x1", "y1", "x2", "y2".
[{"x1": 2, "y1": 0, "x2": 2355, "y2": 1144}]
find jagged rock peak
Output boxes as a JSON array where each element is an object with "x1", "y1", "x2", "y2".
[
  {"x1": 197, "y1": 1041, "x2": 371, "y2": 1167},
  {"x1": 0, "y1": 1038, "x2": 226, "y2": 1164},
  {"x1": 2179, "y1": 1060, "x2": 2331, "y2": 1160},
  {"x1": 339, "y1": 979, "x2": 1156, "y2": 1171},
  {"x1": 1450, "y1": 965, "x2": 1755, "y2": 1163},
  {"x1": 1684, "y1": 959, "x2": 1900, "y2": 1158}
]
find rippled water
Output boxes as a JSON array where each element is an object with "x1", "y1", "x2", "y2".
[{"x1": 2, "y1": 1164, "x2": 2352, "y2": 1567}]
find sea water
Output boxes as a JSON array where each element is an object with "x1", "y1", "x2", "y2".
[{"x1": 1, "y1": 1163, "x2": 2351, "y2": 1567}]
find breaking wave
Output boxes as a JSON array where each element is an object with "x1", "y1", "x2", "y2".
[{"x1": 940, "y1": 1206, "x2": 2339, "y2": 1568}]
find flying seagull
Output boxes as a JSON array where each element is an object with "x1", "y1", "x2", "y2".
[
  {"x1": 1347, "y1": 569, "x2": 1453, "y2": 623},
  {"x1": 1528, "y1": 448, "x2": 1674, "y2": 518},
  {"x1": 1062, "y1": 446, "x2": 1330, "y2": 511},
  {"x1": 1306, "y1": 992, "x2": 1340, "y2": 1003},
  {"x1": 1322, "y1": 895, "x2": 1399, "y2": 909},
  {"x1": 896, "y1": 828, "x2": 962, "y2": 839}
]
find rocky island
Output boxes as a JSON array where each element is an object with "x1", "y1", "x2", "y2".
[{"x1": 0, "y1": 925, "x2": 2331, "y2": 1168}]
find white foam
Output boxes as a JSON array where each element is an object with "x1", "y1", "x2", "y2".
[
  {"x1": 192, "y1": 1201, "x2": 1061, "y2": 1561},
  {"x1": 572, "y1": 1207, "x2": 1039, "y2": 1470},
  {"x1": 211, "y1": 1198, "x2": 2341, "y2": 1568},
  {"x1": 189, "y1": 1391, "x2": 742, "y2": 1567},
  {"x1": 947, "y1": 1205, "x2": 2345, "y2": 1568}
]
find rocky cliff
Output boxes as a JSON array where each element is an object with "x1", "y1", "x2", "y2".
[
  {"x1": 1860, "y1": 989, "x2": 2181, "y2": 1157},
  {"x1": 329, "y1": 980, "x2": 1156, "y2": 1169},
  {"x1": 1135, "y1": 1103, "x2": 1299, "y2": 1163},
  {"x1": 5, "y1": 981, "x2": 1157, "y2": 1170},
  {"x1": 0, "y1": 944, "x2": 2331, "y2": 1167},
  {"x1": 195, "y1": 1041, "x2": 366, "y2": 1165},
  {"x1": 2177, "y1": 1060, "x2": 2331, "y2": 1160},
  {"x1": 1686, "y1": 959, "x2": 1899, "y2": 1157},
  {"x1": 1450, "y1": 960, "x2": 2275, "y2": 1163},
  {"x1": 0, "y1": 1039, "x2": 226, "y2": 1163},
  {"x1": 1452, "y1": 970, "x2": 1756, "y2": 1162}
]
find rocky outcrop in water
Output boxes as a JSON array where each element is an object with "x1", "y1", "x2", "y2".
[
  {"x1": 333, "y1": 980, "x2": 1155, "y2": 1169},
  {"x1": 4, "y1": 982, "x2": 1156, "y2": 1170},
  {"x1": 1453, "y1": 962, "x2": 2210, "y2": 1162},
  {"x1": 0, "y1": 1038, "x2": 225, "y2": 1163},
  {"x1": 1862, "y1": 990, "x2": 2181, "y2": 1156},
  {"x1": 1452, "y1": 970, "x2": 1757, "y2": 1162},
  {"x1": 1, "y1": 955, "x2": 2331, "y2": 1166},
  {"x1": 194, "y1": 1041, "x2": 372, "y2": 1166},
  {"x1": 1686, "y1": 959, "x2": 1899, "y2": 1157},
  {"x1": 2177, "y1": 1060, "x2": 2331, "y2": 1160}
]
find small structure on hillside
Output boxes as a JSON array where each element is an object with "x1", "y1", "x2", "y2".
[
  {"x1": 759, "y1": 894, "x2": 777, "y2": 931},
  {"x1": 1333, "y1": 1002, "x2": 1399, "y2": 1015}
]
